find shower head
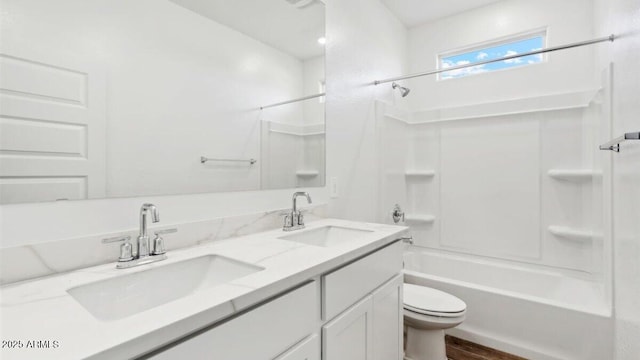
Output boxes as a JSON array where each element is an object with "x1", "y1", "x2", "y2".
[{"x1": 392, "y1": 82, "x2": 411, "y2": 97}]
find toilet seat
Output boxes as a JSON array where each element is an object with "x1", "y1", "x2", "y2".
[{"x1": 403, "y1": 284, "x2": 466, "y2": 318}]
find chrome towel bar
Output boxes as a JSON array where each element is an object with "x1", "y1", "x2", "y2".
[
  {"x1": 599, "y1": 132, "x2": 640, "y2": 152},
  {"x1": 200, "y1": 156, "x2": 257, "y2": 164}
]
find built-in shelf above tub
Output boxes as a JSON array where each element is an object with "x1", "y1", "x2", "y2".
[
  {"x1": 547, "y1": 169, "x2": 602, "y2": 182},
  {"x1": 296, "y1": 170, "x2": 319, "y2": 178},
  {"x1": 409, "y1": 89, "x2": 600, "y2": 125},
  {"x1": 404, "y1": 214, "x2": 436, "y2": 224},
  {"x1": 405, "y1": 170, "x2": 436, "y2": 178},
  {"x1": 548, "y1": 225, "x2": 597, "y2": 242}
]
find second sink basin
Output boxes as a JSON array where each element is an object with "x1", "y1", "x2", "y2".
[
  {"x1": 68, "y1": 255, "x2": 264, "y2": 321},
  {"x1": 278, "y1": 225, "x2": 373, "y2": 247}
]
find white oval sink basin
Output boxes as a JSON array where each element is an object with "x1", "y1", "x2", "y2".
[
  {"x1": 67, "y1": 255, "x2": 264, "y2": 321},
  {"x1": 278, "y1": 226, "x2": 373, "y2": 247}
]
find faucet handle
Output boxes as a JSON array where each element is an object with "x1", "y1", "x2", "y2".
[
  {"x1": 102, "y1": 235, "x2": 131, "y2": 244},
  {"x1": 151, "y1": 228, "x2": 177, "y2": 255},
  {"x1": 154, "y1": 228, "x2": 177, "y2": 236},
  {"x1": 102, "y1": 235, "x2": 134, "y2": 262},
  {"x1": 283, "y1": 213, "x2": 294, "y2": 228}
]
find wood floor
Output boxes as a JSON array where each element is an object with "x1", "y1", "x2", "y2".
[{"x1": 445, "y1": 335, "x2": 528, "y2": 360}]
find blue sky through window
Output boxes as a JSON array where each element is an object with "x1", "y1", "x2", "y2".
[{"x1": 440, "y1": 36, "x2": 544, "y2": 79}]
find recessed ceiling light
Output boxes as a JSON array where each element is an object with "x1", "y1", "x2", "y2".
[{"x1": 317, "y1": 37, "x2": 326, "y2": 45}]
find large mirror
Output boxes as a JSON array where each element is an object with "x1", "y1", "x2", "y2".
[{"x1": 0, "y1": 0, "x2": 325, "y2": 204}]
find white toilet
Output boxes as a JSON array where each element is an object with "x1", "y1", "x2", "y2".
[{"x1": 403, "y1": 284, "x2": 467, "y2": 360}]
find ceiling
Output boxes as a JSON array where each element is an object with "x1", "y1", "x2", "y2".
[
  {"x1": 381, "y1": 0, "x2": 503, "y2": 28},
  {"x1": 170, "y1": 0, "x2": 325, "y2": 60}
]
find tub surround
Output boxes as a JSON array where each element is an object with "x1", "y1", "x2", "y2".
[
  {"x1": 0, "y1": 204, "x2": 327, "y2": 285},
  {"x1": 403, "y1": 248, "x2": 613, "y2": 360},
  {"x1": 0, "y1": 218, "x2": 407, "y2": 360}
]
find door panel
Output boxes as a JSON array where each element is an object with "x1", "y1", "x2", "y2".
[
  {"x1": 372, "y1": 274, "x2": 403, "y2": 360},
  {"x1": 0, "y1": 51, "x2": 106, "y2": 203},
  {"x1": 322, "y1": 296, "x2": 373, "y2": 360}
]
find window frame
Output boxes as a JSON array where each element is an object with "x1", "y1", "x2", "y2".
[{"x1": 436, "y1": 28, "x2": 548, "y2": 81}]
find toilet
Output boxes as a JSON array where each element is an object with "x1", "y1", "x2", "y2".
[{"x1": 403, "y1": 284, "x2": 467, "y2": 360}]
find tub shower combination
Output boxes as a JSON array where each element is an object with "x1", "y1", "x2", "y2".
[
  {"x1": 373, "y1": 34, "x2": 618, "y2": 360},
  {"x1": 403, "y1": 249, "x2": 611, "y2": 360}
]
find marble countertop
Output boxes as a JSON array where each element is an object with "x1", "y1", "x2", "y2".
[{"x1": 0, "y1": 218, "x2": 407, "y2": 360}]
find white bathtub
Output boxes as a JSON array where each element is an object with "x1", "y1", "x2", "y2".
[{"x1": 403, "y1": 248, "x2": 613, "y2": 360}]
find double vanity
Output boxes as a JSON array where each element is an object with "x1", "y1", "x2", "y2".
[{"x1": 0, "y1": 217, "x2": 407, "y2": 360}]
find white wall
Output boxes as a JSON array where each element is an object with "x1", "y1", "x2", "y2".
[
  {"x1": 0, "y1": 0, "x2": 305, "y2": 198},
  {"x1": 406, "y1": 0, "x2": 597, "y2": 110},
  {"x1": 324, "y1": 0, "x2": 408, "y2": 221},
  {"x1": 593, "y1": 0, "x2": 640, "y2": 358}
]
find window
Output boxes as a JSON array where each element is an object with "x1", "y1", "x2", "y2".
[{"x1": 439, "y1": 31, "x2": 546, "y2": 80}]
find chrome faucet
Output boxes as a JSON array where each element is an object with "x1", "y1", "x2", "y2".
[
  {"x1": 137, "y1": 203, "x2": 159, "y2": 258},
  {"x1": 102, "y1": 203, "x2": 177, "y2": 269},
  {"x1": 283, "y1": 192, "x2": 312, "y2": 231}
]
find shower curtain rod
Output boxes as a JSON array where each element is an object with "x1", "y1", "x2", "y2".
[
  {"x1": 260, "y1": 92, "x2": 325, "y2": 110},
  {"x1": 373, "y1": 34, "x2": 616, "y2": 85}
]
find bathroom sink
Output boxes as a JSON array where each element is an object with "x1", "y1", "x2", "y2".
[
  {"x1": 67, "y1": 255, "x2": 264, "y2": 321},
  {"x1": 278, "y1": 226, "x2": 373, "y2": 247}
]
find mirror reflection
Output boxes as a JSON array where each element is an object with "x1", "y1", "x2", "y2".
[{"x1": 0, "y1": 0, "x2": 325, "y2": 204}]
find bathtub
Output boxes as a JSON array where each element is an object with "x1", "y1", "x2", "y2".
[{"x1": 403, "y1": 248, "x2": 613, "y2": 360}]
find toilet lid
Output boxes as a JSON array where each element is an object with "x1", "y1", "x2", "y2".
[{"x1": 404, "y1": 284, "x2": 466, "y2": 316}]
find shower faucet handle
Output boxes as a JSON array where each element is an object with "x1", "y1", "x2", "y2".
[{"x1": 392, "y1": 204, "x2": 405, "y2": 224}]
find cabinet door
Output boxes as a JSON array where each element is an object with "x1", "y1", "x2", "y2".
[
  {"x1": 372, "y1": 274, "x2": 403, "y2": 360},
  {"x1": 322, "y1": 296, "x2": 373, "y2": 360},
  {"x1": 275, "y1": 335, "x2": 320, "y2": 360}
]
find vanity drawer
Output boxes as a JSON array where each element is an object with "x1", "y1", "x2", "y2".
[
  {"x1": 149, "y1": 281, "x2": 319, "y2": 360},
  {"x1": 322, "y1": 240, "x2": 402, "y2": 320}
]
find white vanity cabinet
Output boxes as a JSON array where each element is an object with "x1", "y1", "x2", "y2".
[
  {"x1": 321, "y1": 275, "x2": 403, "y2": 360},
  {"x1": 321, "y1": 241, "x2": 404, "y2": 360},
  {"x1": 145, "y1": 240, "x2": 403, "y2": 360},
  {"x1": 147, "y1": 281, "x2": 319, "y2": 360}
]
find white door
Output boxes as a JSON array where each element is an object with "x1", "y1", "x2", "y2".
[
  {"x1": 322, "y1": 296, "x2": 374, "y2": 360},
  {"x1": 372, "y1": 274, "x2": 403, "y2": 360},
  {"x1": 0, "y1": 49, "x2": 106, "y2": 204}
]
